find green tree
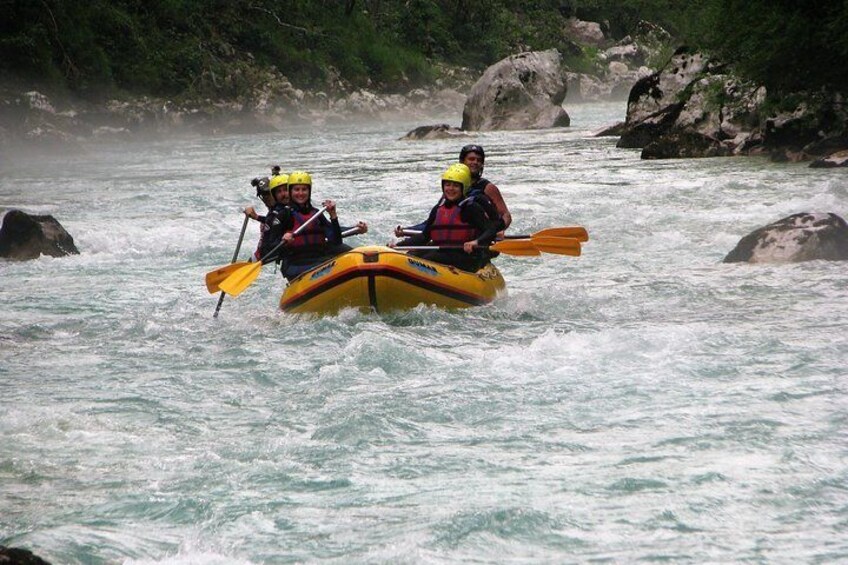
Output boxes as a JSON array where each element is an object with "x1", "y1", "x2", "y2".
[{"x1": 685, "y1": 0, "x2": 848, "y2": 94}]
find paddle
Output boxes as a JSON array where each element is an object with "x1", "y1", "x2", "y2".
[
  {"x1": 525, "y1": 236, "x2": 581, "y2": 256},
  {"x1": 396, "y1": 238, "x2": 541, "y2": 257},
  {"x1": 206, "y1": 205, "x2": 328, "y2": 297},
  {"x1": 341, "y1": 224, "x2": 365, "y2": 238},
  {"x1": 399, "y1": 225, "x2": 589, "y2": 243},
  {"x1": 394, "y1": 234, "x2": 580, "y2": 256},
  {"x1": 505, "y1": 226, "x2": 589, "y2": 243},
  {"x1": 212, "y1": 214, "x2": 250, "y2": 318}
]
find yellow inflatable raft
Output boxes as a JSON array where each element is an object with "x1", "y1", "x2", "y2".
[{"x1": 279, "y1": 245, "x2": 505, "y2": 314}]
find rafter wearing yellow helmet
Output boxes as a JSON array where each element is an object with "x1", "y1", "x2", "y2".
[{"x1": 390, "y1": 163, "x2": 500, "y2": 273}]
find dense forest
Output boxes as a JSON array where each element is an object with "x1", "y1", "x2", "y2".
[{"x1": 1, "y1": 0, "x2": 847, "y2": 100}]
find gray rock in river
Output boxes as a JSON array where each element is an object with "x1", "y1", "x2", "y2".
[
  {"x1": 399, "y1": 124, "x2": 469, "y2": 141},
  {"x1": 617, "y1": 48, "x2": 848, "y2": 162},
  {"x1": 723, "y1": 212, "x2": 848, "y2": 263},
  {"x1": 461, "y1": 49, "x2": 570, "y2": 131},
  {"x1": 592, "y1": 121, "x2": 626, "y2": 137},
  {"x1": 618, "y1": 47, "x2": 769, "y2": 159},
  {"x1": 0, "y1": 210, "x2": 79, "y2": 260},
  {"x1": 809, "y1": 149, "x2": 848, "y2": 168},
  {"x1": 617, "y1": 48, "x2": 713, "y2": 149}
]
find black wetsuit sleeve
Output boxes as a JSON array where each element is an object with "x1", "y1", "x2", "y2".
[
  {"x1": 260, "y1": 207, "x2": 292, "y2": 262},
  {"x1": 404, "y1": 220, "x2": 427, "y2": 233},
  {"x1": 462, "y1": 202, "x2": 499, "y2": 246},
  {"x1": 476, "y1": 195, "x2": 506, "y2": 232},
  {"x1": 325, "y1": 216, "x2": 342, "y2": 245}
]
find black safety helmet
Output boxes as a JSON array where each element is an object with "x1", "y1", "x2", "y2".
[{"x1": 459, "y1": 144, "x2": 485, "y2": 163}]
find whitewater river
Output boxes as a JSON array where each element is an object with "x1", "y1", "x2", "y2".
[{"x1": 2, "y1": 102, "x2": 847, "y2": 564}]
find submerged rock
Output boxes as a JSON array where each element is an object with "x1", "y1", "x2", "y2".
[
  {"x1": 400, "y1": 124, "x2": 469, "y2": 141},
  {"x1": 461, "y1": 49, "x2": 570, "y2": 131},
  {"x1": 723, "y1": 212, "x2": 848, "y2": 263},
  {"x1": 592, "y1": 121, "x2": 626, "y2": 137},
  {"x1": 0, "y1": 546, "x2": 53, "y2": 564},
  {"x1": 0, "y1": 210, "x2": 79, "y2": 260}
]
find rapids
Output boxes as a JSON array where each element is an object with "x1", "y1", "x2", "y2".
[{"x1": 1, "y1": 102, "x2": 847, "y2": 564}]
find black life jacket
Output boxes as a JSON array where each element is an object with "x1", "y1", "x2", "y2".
[
  {"x1": 466, "y1": 177, "x2": 500, "y2": 224},
  {"x1": 467, "y1": 177, "x2": 490, "y2": 199}
]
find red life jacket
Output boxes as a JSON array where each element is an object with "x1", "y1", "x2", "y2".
[
  {"x1": 430, "y1": 201, "x2": 479, "y2": 246},
  {"x1": 289, "y1": 209, "x2": 326, "y2": 247}
]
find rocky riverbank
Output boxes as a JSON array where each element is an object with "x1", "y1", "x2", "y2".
[
  {"x1": 0, "y1": 70, "x2": 471, "y2": 158},
  {"x1": 611, "y1": 47, "x2": 848, "y2": 166},
  {"x1": 0, "y1": 18, "x2": 672, "y2": 159}
]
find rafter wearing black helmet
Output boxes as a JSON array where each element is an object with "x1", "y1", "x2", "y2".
[
  {"x1": 458, "y1": 144, "x2": 512, "y2": 231},
  {"x1": 244, "y1": 174, "x2": 286, "y2": 261}
]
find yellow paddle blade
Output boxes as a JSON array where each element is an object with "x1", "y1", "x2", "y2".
[
  {"x1": 534, "y1": 226, "x2": 589, "y2": 242},
  {"x1": 205, "y1": 261, "x2": 251, "y2": 293},
  {"x1": 217, "y1": 261, "x2": 264, "y2": 297},
  {"x1": 530, "y1": 236, "x2": 581, "y2": 256},
  {"x1": 490, "y1": 239, "x2": 541, "y2": 256}
]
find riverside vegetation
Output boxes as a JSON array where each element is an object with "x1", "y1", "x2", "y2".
[{"x1": 2, "y1": 1, "x2": 847, "y2": 151}]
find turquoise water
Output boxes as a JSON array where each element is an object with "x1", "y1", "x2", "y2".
[{"x1": 2, "y1": 103, "x2": 847, "y2": 564}]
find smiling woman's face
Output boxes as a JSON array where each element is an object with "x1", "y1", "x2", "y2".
[
  {"x1": 442, "y1": 180, "x2": 463, "y2": 201},
  {"x1": 290, "y1": 184, "x2": 310, "y2": 205}
]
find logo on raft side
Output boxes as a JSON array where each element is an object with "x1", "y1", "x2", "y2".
[
  {"x1": 310, "y1": 261, "x2": 336, "y2": 280},
  {"x1": 407, "y1": 258, "x2": 439, "y2": 277}
]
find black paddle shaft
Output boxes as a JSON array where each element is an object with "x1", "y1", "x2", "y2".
[{"x1": 213, "y1": 214, "x2": 250, "y2": 318}]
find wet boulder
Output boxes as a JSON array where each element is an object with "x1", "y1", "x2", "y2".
[
  {"x1": 810, "y1": 149, "x2": 848, "y2": 168},
  {"x1": 619, "y1": 48, "x2": 767, "y2": 159},
  {"x1": 0, "y1": 210, "x2": 79, "y2": 260},
  {"x1": 461, "y1": 49, "x2": 570, "y2": 131},
  {"x1": 617, "y1": 48, "x2": 713, "y2": 149},
  {"x1": 763, "y1": 91, "x2": 848, "y2": 162},
  {"x1": 723, "y1": 212, "x2": 848, "y2": 263},
  {"x1": 400, "y1": 124, "x2": 468, "y2": 141},
  {"x1": 642, "y1": 129, "x2": 732, "y2": 159}
]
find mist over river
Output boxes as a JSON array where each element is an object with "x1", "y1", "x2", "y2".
[{"x1": 1, "y1": 102, "x2": 847, "y2": 564}]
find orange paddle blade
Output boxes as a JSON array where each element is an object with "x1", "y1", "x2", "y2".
[
  {"x1": 533, "y1": 226, "x2": 589, "y2": 242},
  {"x1": 205, "y1": 261, "x2": 251, "y2": 293},
  {"x1": 217, "y1": 261, "x2": 263, "y2": 297},
  {"x1": 490, "y1": 239, "x2": 541, "y2": 256},
  {"x1": 530, "y1": 236, "x2": 581, "y2": 256}
]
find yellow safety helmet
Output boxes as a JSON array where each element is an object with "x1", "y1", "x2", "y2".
[
  {"x1": 269, "y1": 174, "x2": 289, "y2": 192},
  {"x1": 288, "y1": 171, "x2": 312, "y2": 187},
  {"x1": 441, "y1": 163, "x2": 472, "y2": 195}
]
